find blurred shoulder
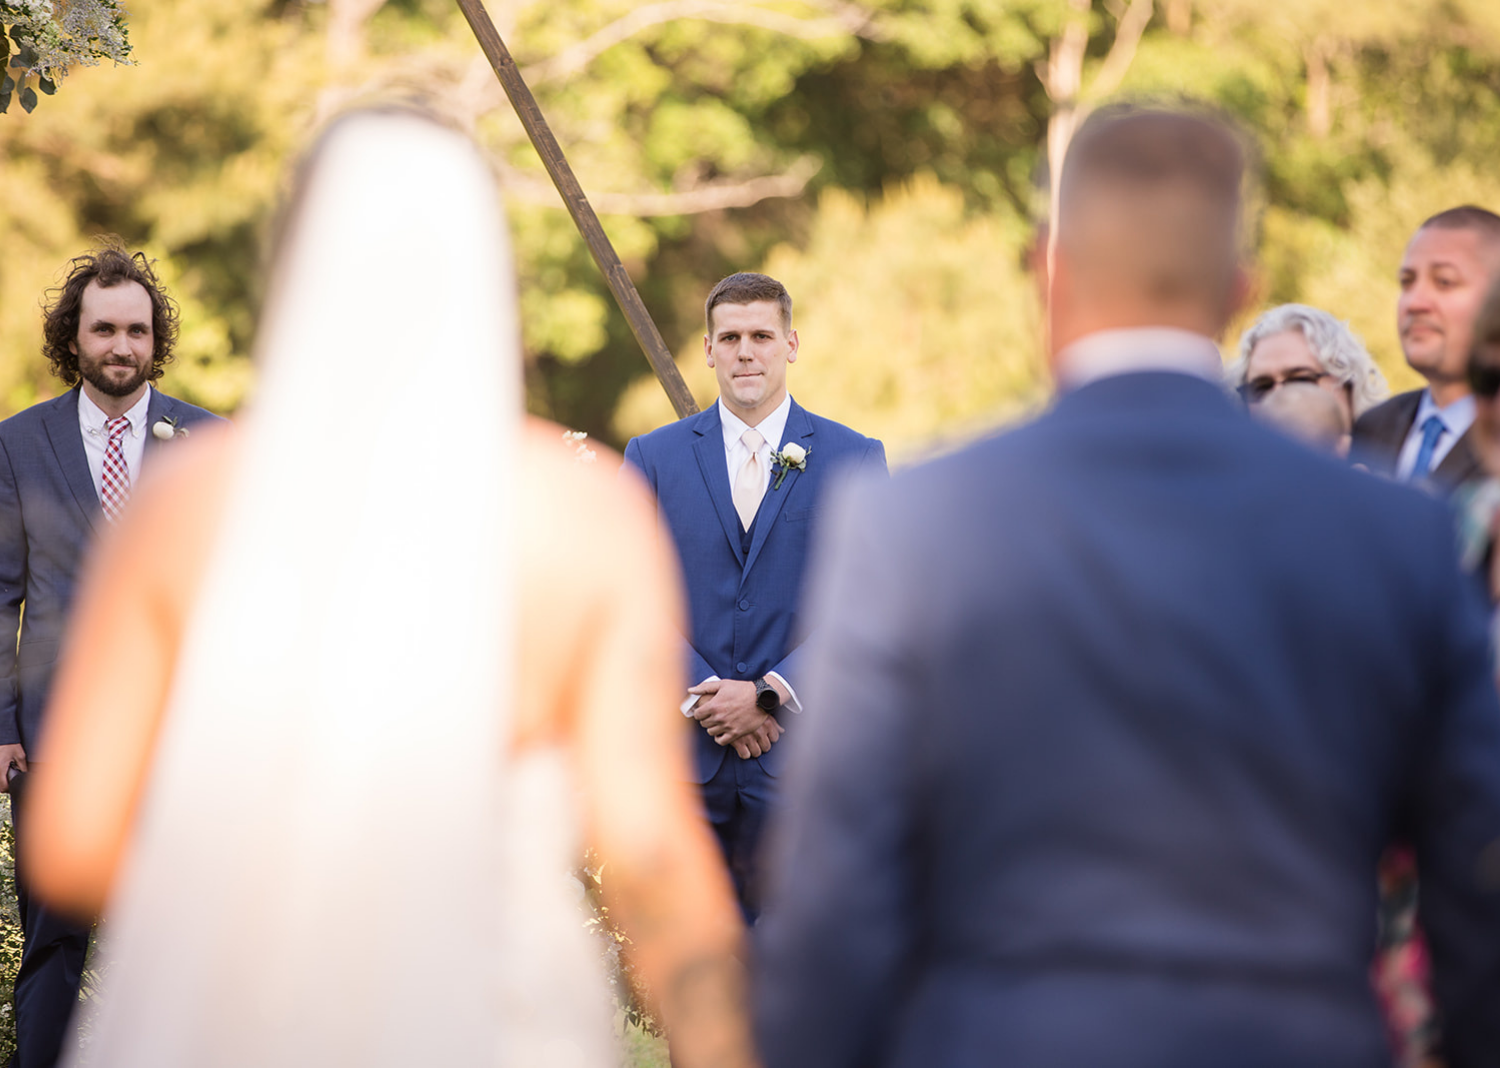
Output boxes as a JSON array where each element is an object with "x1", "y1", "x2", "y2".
[{"x1": 521, "y1": 418, "x2": 659, "y2": 546}]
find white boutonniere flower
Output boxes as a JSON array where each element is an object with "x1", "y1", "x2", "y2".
[
  {"x1": 151, "y1": 416, "x2": 189, "y2": 441},
  {"x1": 770, "y1": 442, "x2": 809, "y2": 490}
]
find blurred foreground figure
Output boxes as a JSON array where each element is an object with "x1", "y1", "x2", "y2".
[
  {"x1": 756, "y1": 106, "x2": 1500, "y2": 1068},
  {"x1": 1250, "y1": 380, "x2": 1352, "y2": 456},
  {"x1": 23, "y1": 111, "x2": 755, "y2": 1068},
  {"x1": 1458, "y1": 277, "x2": 1500, "y2": 608},
  {"x1": 0, "y1": 243, "x2": 221, "y2": 1068}
]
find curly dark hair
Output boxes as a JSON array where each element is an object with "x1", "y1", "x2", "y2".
[{"x1": 41, "y1": 240, "x2": 180, "y2": 386}]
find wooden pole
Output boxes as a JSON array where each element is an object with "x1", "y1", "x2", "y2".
[{"x1": 456, "y1": 0, "x2": 700, "y2": 419}]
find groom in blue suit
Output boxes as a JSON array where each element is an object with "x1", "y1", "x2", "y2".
[
  {"x1": 757, "y1": 109, "x2": 1500, "y2": 1067},
  {"x1": 1, "y1": 244, "x2": 221, "y2": 1068},
  {"x1": 624, "y1": 272, "x2": 885, "y2": 921}
]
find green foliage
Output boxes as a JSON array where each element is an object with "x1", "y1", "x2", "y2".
[
  {"x1": 0, "y1": 0, "x2": 132, "y2": 113},
  {"x1": 615, "y1": 174, "x2": 1045, "y2": 460},
  {"x1": 0, "y1": 0, "x2": 1497, "y2": 453}
]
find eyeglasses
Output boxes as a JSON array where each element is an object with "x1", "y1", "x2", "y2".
[
  {"x1": 1468, "y1": 361, "x2": 1500, "y2": 400},
  {"x1": 1237, "y1": 369, "x2": 1333, "y2": 404}
]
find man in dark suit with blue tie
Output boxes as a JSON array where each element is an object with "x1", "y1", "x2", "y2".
[
  {"x1": 0, "y1": 244, "x2": 221, "y2": 1068},
  {"x1": 624, "y1": 272, "x2": 885, "y2": 922},
  {"x1": 757, "y1": 108, "x2": 1500, "y2": 1067},
  {"x1": 1351, "y1": 206, "x2": 1500, "y2": 495}
]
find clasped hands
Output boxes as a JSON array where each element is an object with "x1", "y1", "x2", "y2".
[{"x1": 687, "y1": 678, "x2": 784, "y2": 759}]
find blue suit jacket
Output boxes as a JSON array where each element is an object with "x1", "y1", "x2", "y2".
[
  {"x1": 624, "y1": 399, "x2": 886, "y2": 782},
  {"x1": 757, "y1": 373, "x2": 1500, "y2": 1068},
  {"x1": 0, "y1": 387, "x2": 223, "y2": 751}
]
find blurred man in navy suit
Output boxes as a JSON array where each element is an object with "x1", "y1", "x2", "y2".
[{"x1": 756, "y1": 107, "x2": 1500, "y2": 1068}]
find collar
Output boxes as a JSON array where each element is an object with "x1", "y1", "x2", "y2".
[
  {"x1": 1414, "y1": 389, "x2": 1476, "y2": 438},
  {"x1": 78, "y1": 384, "x2": 153, "y2": 437},
  {"x1": 1055, "y1": 328, "x2": 1224, "y2": 391},
  {"x1": 718, "y1": 393, "x2": 792, "y2": 452}
]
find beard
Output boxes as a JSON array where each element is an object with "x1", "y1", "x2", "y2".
[{"x1": 79, "y1": 354, "x2": 150, "y2": 398}]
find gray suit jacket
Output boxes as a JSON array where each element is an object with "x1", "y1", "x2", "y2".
[
  {"x1": 1351, "y1": 388, "x2": 1482, "y2": 494},
  {"x1": 0, "y1": 386, "x2": 223, "y2": 750}
]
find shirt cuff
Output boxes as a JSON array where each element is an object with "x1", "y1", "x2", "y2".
[
  {"x1": 766, "y1": 671, "x2": 802, "y2": 714},
  {"x1": 682, "y1": 676, "x2": 720, "y2": 716}
]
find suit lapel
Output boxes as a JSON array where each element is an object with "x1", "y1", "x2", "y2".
[
  {"x1": 142, "y1": 388, "x2": 173, "y2": 469},
  {"x1": 41, "y1": 388, "x2": 102, "y2": 533},
  {"x1": 1437, "y1": 422, "x2": 1483, "y2": 488},
  {"x1": 691, "y1": 404, "x2": 746, "y2": 567},
  {"x1": 743, "y1": 401, "x2": 813, "y2": 580}
]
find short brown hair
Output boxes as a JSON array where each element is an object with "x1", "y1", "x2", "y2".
[
  {"x1": 42, "y1": 240, "x2": 180, "y2": 386},
  {"x1": 705, "y1": 272, "x2": 793, "y2": 334},
  {"x1": 1059, "y1": 104, "x2": 1247, "y2": 304},
  {"x1": 1421, "y1": 205, "x2": 1500, "y2": 242}
]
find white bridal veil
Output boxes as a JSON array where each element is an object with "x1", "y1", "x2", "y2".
[{"x1": 70, "y1": 111, "x2": 524, "y2": 1065}]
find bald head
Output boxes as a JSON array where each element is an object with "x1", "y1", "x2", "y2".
[
  {"x1": 1252, "y1": 381, "x2": 1352, "y2": 457},
  {"x1": 1051, "y1": 107, "x2": 1248, "y2": 353}
]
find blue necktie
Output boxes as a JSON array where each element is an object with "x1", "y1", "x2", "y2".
[{"x1": 1409, "y1": 414, "x2": 1446, "y2": 482}]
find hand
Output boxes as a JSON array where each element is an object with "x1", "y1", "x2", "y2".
[
  {"x1": 731, "y1": 716, "x2": 783, "y2": 759},
  {"x1": 689, "y1": 678, "x2": 778, "y2": 746},
  {"x1": 0, "y1": 743, "x2": 27, "y2": 793}
]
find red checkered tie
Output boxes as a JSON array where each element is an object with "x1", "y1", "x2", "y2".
[{"x1": 100, "y1": 416, "x2": 131, "y2": 522}]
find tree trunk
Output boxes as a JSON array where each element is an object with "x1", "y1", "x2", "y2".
[
  {"x1": 1305, "y1": 38, "x2": 1332, "y2": 139},
  {"x1": 1166, "y1": 0, "x2": 1190, "y2": 35},
  {"x1": 326, "y1": 0, "x2": 388, "y2": 69},
  {"x1": 1044, "y1": 0, "x2": 1091, "y2": 280}
]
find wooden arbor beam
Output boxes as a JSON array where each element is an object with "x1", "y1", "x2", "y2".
[{"x1": 456, "y1": 0, "x2": 700, "y2": 420}]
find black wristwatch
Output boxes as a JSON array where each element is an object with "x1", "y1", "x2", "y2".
[{"x1": 753, "y1": 676, "x2": 782, "y2": 714}]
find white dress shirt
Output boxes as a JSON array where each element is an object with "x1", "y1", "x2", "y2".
[
  {"x1": 1054, "y1": 327, "x2": 1225, "y2": 390},
  {"x1": 1395, "y1": 390, "x2": 1476, "y2": 481},
  {"x1": 685, "y1": 394, "x2": 803, "y2": 717},
  {"x1": 78, "y1": 386, "x2": 152, "y2": 503},
  {"x1": 719, "y1": 394, "x2": 792, "y2": 496}
]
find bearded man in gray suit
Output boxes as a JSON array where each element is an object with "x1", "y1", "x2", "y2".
[{"x1": 0, "y1": 243, "x2": 221, "y2": 1068}]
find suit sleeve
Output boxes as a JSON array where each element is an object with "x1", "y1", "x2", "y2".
[
  {"x1": 1411, "y1": 513, "x2": 1500, "y2": 1067},
  {"x1": 765, "y1": 438, "x2": 888, "y2": 699},
  {"x1": 0, "y1": 436, "x2": 25, "y2": 746},
  {"x1": 623, "y1": 436, "x2": 717, "y2": 691},
  {"x1": 755, "y1": 474, "x2": 918, "y2": 1068}
]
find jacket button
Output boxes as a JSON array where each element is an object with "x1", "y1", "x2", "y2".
[
  {"x1": 738, "y1": 598, "x2": 749, "y2": 611},
  {"x1": 736, "y1": 662, "x2": 748, "y2": 673}
]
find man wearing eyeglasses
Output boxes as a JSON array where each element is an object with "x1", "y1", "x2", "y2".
[{"x1": 1351, "y1": 206, "x2": 1500, "y2": 494}]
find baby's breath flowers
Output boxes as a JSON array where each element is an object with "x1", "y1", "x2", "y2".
[{"x1": 1, "y1": 0, "x2": 133, "y2": 114}]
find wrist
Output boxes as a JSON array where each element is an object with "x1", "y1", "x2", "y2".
[{"x1": 753, "y1": 676, "x2": 782, "y2": 714}]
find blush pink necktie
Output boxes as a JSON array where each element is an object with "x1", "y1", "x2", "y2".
[
  {"x1": 733, "y1": 428, "x2": 766, "y2": 530},
  {"x1": 101, "y1": 416, "x2": 132, "y2": 522}
]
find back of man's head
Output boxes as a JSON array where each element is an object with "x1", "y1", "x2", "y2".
[{"x1": 1052, "y1": 106, "x2": 1247, "y2": 351}]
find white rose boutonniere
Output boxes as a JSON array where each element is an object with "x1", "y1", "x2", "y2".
[
  {"x1": 152, "y1": 416, "x2": 189, "y2": 441},
  {"x1": 770, "y1": 442, "x2": 809, "y2": 490}
]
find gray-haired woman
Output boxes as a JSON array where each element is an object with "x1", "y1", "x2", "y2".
[{"x1": 1230, "y1": 303, "x2": 1389, "y2": 425}]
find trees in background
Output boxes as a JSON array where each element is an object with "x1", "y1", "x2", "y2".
[{"x1": 0, "y1": 0, "x2": 1498, "y2": 458}]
